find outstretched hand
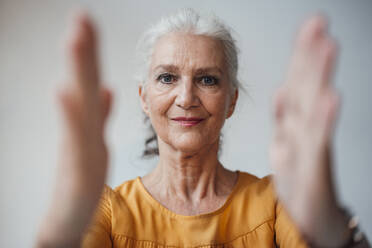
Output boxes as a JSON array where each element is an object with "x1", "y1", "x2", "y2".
[
  {"x1": 270, "y1": 16, "x2": 350, "y2": 246},
  {"x1": 36, "y1": 12, "x2": 112, "y2": 247}
]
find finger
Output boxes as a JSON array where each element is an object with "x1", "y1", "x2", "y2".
[
  {"x1": 296, "y1": 15, "x2": 328, "y2": 52},
  {"x1": 100, "y1": 87, "x2": 113, "y2": 127},
  {"x1": 56, "y1": 83, "x2": 106, "y2": 145},
  {"x1": 56, "y1": 85, "x2": 84, "y2": 146},
  {"x1": 283, "y1": 16, "x2": 328, "y2": 116},
  {"x1": 310, "y1": 89, "x2": 340, "y2": 146},
  {"x1": 313, "y1": 37, "x2": 338, "y2": 90},
  {"x1": 285, "y1": 15, "x2": 339, "y2": 120},
  {"x1": 300, "y1": 36, "x2": 338, "y2": 119},
  {"x1": 273, "y1": 87, "x2": 287, "y2": 123},
  {"x1": 286, "y1": 15, "x2": 328, "y2": 87},
  {"x1": 66, "y1": 10, "x2": 100, "y2": 98}
]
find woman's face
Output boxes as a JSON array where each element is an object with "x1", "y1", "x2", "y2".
[{"x1": 140, "y1": 33, "x2": 238, "y2": 154}]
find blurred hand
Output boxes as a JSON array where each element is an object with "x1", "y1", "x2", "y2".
[
  {"x1": 36, "y1": 11, "x2": 112, "y2": 247},
  {"x1": 270, "y1": 16, "x2": 350, "y2": 246}
]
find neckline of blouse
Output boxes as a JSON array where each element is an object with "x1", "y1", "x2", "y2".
[{"x1": 136, "y1": 170, "x2": 242, "y2": 220}]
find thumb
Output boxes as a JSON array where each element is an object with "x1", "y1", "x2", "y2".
[
  {"x1": 100, "y1": 86, "x2": 113, "y2": 126},
  {"x1": 273, "y1": 86, "x2": 287, "y2": 123}
]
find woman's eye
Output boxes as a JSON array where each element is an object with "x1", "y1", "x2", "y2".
[
  {"x1": 200, "y1": 76, "x2": 218, "y2": 86},
  {"x1": 157, "y1": 73, "x2": 175, "y2": 84}
]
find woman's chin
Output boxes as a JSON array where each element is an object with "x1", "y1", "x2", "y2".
[
  {"x1": 173, "y1": 144, "x2": 203, "y2": 154},
  {"x1": 163, "y1": 133, "x2": 218, "y2": 154}
]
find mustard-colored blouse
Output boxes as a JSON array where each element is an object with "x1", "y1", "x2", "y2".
[{"x1": 82, "y1": 171, "x2": 308, "y2": 247}]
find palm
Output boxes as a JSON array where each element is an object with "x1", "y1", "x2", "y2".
[
  {"x1": 270, "y1": 16, "x2": 340, "y2": 235},
  {"x1": 38, "y1": 12, "x2": 112, "y2": 244}
]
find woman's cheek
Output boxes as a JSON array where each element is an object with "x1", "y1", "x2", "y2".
[{"x1": 149, "y1": 100, "x2": 171, "y2": 135}]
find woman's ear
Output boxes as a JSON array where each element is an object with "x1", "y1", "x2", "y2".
[
  {"x1": 139, "y1": 84, "x2": 149, "y2": 116},
  {"x1": 226, "y1": 89, "x2": 238, "y2": 119}
]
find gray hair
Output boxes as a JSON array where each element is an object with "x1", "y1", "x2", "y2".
[
  {"x1": 136, "y1": 8, "x2": 241, "y2": 158},
  {"x1": 135, "y1": 8, "x2": 241, "y2": 90}
]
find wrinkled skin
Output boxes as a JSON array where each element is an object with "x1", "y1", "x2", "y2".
[{"x1": 36, "y1": 11, "x2": 368, "y2": 248}]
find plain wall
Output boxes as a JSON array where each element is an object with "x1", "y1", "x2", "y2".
[{"x1": 0, "y1": 0, "x2": 371, "y2": 247}]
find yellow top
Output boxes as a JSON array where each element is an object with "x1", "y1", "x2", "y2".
[{"x1": 82, "y1": 171, "x2": 308, "y2": 247}]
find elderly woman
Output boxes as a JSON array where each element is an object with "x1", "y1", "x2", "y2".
[{"x1": 36, "y1": 8, "x2": 369, "y2": 248}]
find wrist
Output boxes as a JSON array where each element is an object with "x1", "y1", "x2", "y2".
[
  {"x1": 36, "y1": 226, "x2": 81, "y2": 248},
  {"x1": 304, "y1": 205, "x2": 366, "y2": 248},
  {"x1": 35, "y1": 237, "x2": 81, "y2": 248},
  {"x1": 35, "y1": 236, "x2": 81, "y2": 248},
  {"x1": 35, "y1": 211, "x2": 83, "y2": 248}
]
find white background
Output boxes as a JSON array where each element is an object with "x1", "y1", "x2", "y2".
[{"x1": 0, "y1": 0, "x2": 371, "y2": 247}]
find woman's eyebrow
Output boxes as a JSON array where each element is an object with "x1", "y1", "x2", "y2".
[
  {"x1": 153, "y1": 64, "x2": 179, "y2": 73},
  {"x1": 153, "y1": 65, "x2": 223, "y2": 75},
  {"x1": 195, "y1": 67, "x2": 223, "y2": 75}
]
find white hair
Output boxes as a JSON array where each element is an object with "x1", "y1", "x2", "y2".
[{"x1": 135, "y1": 8, "x2": 241, "y2": 90}]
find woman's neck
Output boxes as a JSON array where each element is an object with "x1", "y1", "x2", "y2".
[{"x1": 141, "y1": 138, "x2": 237, "y2": 214}]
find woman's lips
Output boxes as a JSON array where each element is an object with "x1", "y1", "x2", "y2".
[{"x1": 171, "y1": 117, "x2": 204, "y2": 127}]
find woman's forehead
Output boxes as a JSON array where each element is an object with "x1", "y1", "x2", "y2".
[{"x1": 150, "y1": 33, "x2": 227, "y2": 72}]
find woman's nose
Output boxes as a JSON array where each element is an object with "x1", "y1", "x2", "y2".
[{"x1": 175, "y1": 78, "x2": 199, "y2": 110}]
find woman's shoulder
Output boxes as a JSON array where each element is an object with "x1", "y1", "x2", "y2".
[
  {"x1": 236, "y1": 171, "x2": 275, "y2": 196},
  {"x1": 113, "y1": 177, "x2": 140, "y2": 195},
  {"x1": 97, "y1": 178, "x2": 146, "y2": 229},
  {"x1": 99, "y1": 177, "x2": 142, "y2": 204},
  {"x1": 238, "y1": 170, "x2": 272, "y2": 182},
  {"x1": 231, "y1": 171, "x2": 277, "y2": 217}
]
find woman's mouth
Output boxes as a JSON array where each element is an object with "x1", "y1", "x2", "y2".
[{"x1": 171, "y1": 117, "x2": 204, "y2": 127}]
